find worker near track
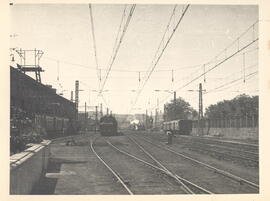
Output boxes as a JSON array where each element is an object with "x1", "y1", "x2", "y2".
[{"x1": 166, "y1": 130, "x2": 173, "y2": 145}]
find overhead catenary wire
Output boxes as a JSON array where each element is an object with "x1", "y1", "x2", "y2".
[
  {"x1": 80, "y1": 80, "x2": 109, "y2": 108},
  {"x1": 38, "y1": 8, "x2": 258, "y2": 115},
  {"x1": 204, "y1": 71, "x2": 258, "y2": 94},
  {"x1": 130, "y1": 5, "x2": 190, "y2": 111},
  {"x1": 172, "y1": 46, "x2": 258, "y2": 86},
  {"x1": 43, "y1": 47, "x2": 257, "y2": 73},
  {"x1": 88, "y1": 4, "x2": 110, "y2": 110},
  {"x1": 175, "y1": 39, "x2": 258, "y2": 92},
  {"x1": 43, "y1": 56, "x2": 202, "y2": 72},
  {"x1": 155, "y1": 21, "x2": 259, "y2": 107},
  {"x1": 88, "y1": 4, "x2": 100, "y2": 87},
  {"x1": 99, "y1": 4, "x2": 136, "y2": 95},
  {"x1": 147, "y1": 69, "x2": 258, "y2": 113},
  {"x1": 204, "y1": 63, "x2": 258, "y2": 80}
]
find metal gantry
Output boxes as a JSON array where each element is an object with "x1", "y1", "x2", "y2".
[{"x1": 15, "y1": 49, "x2": 44, "y2": 83}]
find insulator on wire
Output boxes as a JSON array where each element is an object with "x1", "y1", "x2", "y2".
[
  {"x1": 171, "y1": 70, "x2": 174, "y2": 82},
  {"x1": 138, "y1": 71, "x2": 141, "y2": 82}
]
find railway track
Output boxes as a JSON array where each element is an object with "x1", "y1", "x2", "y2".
[
  {"x1": 135, "y1": 132, "x2": 258, "y2": 165},
  {"x1": 120, "y1": 136, "x2": 213, "y2": 194},
  {"x1": 185, "y1": 141, "x2": 258, "y2": 165},
  {"x1": 193, "y1": 141, "x2": 258, "y2": 155},
  {"x1": 91, "y1": 137, "x2": 193, "y2": 194},
  {"x1": 173, "y1": 136, "x2": 259, "y2": 166},
  {"x1": 90, "y1": 138, "x2": 133, "y2": 195},
  {"x1": 131, "y1": 134, "x2": 259, "y2": 192},
  {"x1": 177, "y1": 135, "x2": 258, "y2": 153},
  {"x1": 185, "y1": 136, "x2": 258, "y2": 148}
]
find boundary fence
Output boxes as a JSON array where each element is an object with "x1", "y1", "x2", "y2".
[{"x1": 192, "y1": 115, "x2": 258, "y2": 128}]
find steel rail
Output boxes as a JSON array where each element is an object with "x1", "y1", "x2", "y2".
[
  {"x1": 180, "y1": 135, "x2": 259, "y2": 147},
  {"x1": 106, "y1": 140, "x2": 213, "y2": 194},
  {"x1": 177, "y1": 137, "x2": 258, "y2": 160},
  {"x1": 185, "y1": 144, "x2": 259, "y2": 165},
  {"x1": 127, "y1": 136, "x2": 213, "y2": 194},
  {"x1": 106, "y1": 140, "x2": 192, "y2": 194},
  {"x1": 193, "y1": 142, "x2": 258, "y2": 155},
  {"x1": 135, "y1": 135, "x2": 259, "y2": 190},
  {"x1": 189, "y1": 136, "x2": 259, "y2": 148},
  {"x1": 187, "y1": 141, "x2": 259, "y2": 162},
  {"x1": 127, "y1": 136, "x2": 194, "y2": 194},
  {"x1": 90, "y1": 139, "x2": 134, "y2": 195}
]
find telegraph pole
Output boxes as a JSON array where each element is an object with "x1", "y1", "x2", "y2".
[
  {"x1": 155, "y1": 108, "x2": 158, "y2": 129},
  {"x1": 106, "y1": 108, "x2": 109, "y2": 115},
  {"x1": 150, "y1": 111, "x2": 153, "y2": 129},
  {"x1": 75, "y1": 80, "x2": 79, "y2": 119},
  {"x1": 85, "y1": 102, "x2": 87, "y2": 132},
  {"x1": 173, "y1": 91, "x2": 176, "y2": 120},
  {"x1": 95, "y1": 106, "x2": 98, "y2": 133},
  {"x1": 70, "y1": 91, "x2": 73, "y2": 102},
  {"x1": 198, "y1": 83, "x2": 204, "y2": 135},
  {"x1": 163, "y1": 104, "x2": 166, "y2": 121},
  {"x1": 146, "y1": 109, "x2": 148, "y2": 129},
  {"x1": 100, "y1": 103, "x2": 103, "y2": 117}
]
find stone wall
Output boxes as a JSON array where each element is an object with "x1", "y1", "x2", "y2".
[{"x1": 10, "y1": 140, "x2": 51, "y2": 194}]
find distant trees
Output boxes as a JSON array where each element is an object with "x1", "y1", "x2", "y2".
[
  {"x1": 164, "y1": 97, "x2": 197, "y2": 121},
  {"x1": 205, "y1": 94, "x2": 258, "y2": 119}
]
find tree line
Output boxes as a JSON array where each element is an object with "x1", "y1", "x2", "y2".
[
  {"x1": 205, "y1": 94, "x2": 258, "y2": 119},
  {"x1": 164, "y1": 94, "x2": 258, "y2": 121}
]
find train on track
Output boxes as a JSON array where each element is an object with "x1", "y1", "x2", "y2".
[
  {"x1": 11, "y1": 66, "x2": 77, "y2": 138},
  {"x1": 34, "y1": 115, "x2": 73, "y2": 137},
  {"x1": 99, "y1": 115, "x2": 118, "y2": 136},
  {"x1": 163, "y1": 119, "x2": 192, "y2": 135}
]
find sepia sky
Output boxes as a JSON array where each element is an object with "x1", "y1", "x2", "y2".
[{"x1": 10, "y1": 4, "x2": 258, "y2": 115}]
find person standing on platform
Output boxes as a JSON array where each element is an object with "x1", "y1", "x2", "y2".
[{"x1": 166, "y1": 130, "x2": 173, "y2": 145}]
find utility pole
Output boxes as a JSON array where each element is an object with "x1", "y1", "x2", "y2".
[
  {"x1": 146, "y1": 109, "x2": 148, "y2": 129},
  {"x1": 100, "y1": 103, "x2": 103, "y2": 117},
  {"x1": 173, "y1": 91, "x2": 176, "y2": 120},
  {"x1": 198, "y1": 83, "x2": 204, "y2": 136},
  {"x1": 95, "y1": 106, "x2": 98, "y2": 133},
  {"x1": 106, "y1": 108, "x2": 109, "y2": 115},
  {"x1": 70, "y1": 91, "x2": 73, "y2": 102},
  {"x1": 155, "y1": 108, "x2": 158, "y2": 129},
  {"x1": 150, "y1": 111, "x2": 153, "y2": 129},
  {"x1": 163, "y1": 104, "x2": 166, "y2": 121},
  {"x1": 85, "y1": 102, "x2": 87, "y2": 132},
  {"x1": 75, "y1": 80, "x2": 79, "y2": 119}
]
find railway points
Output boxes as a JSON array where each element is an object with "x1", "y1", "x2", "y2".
[
  {"x1": 28, "y1": 131, "x2": 258, "y2": 194},
  {"x1": 125, "y1": 134, "x2": 258, "y2": 193},
  {"x1": 9, "y1": 4, "x2": 260, "y2": 195}
]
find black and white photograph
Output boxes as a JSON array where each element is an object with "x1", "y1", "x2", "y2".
[{"x1": 2, "y1": 0, "x2": 270, "y2": 197}]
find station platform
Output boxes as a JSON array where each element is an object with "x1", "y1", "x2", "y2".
[{"x1": 31, "y1": 134, "x2": 126, "y2": 194}]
